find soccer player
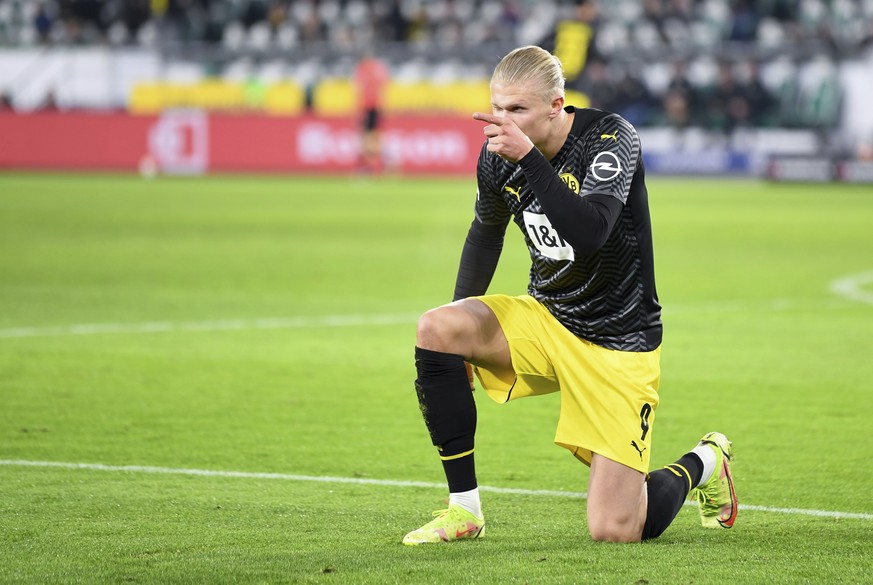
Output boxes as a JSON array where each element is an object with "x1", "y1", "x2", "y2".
[{"x1": 403, "y1": 45, "x2": 737, "y2": 545}]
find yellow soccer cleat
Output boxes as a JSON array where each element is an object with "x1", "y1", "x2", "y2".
[
  {"x1": 402, "y1": 504, "x2": 485, "y2": 545},
  {"x1": 690, "y1": 432, "x2": 738, "y2": 529}
]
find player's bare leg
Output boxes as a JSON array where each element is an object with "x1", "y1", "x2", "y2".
[
  {"x1": 590, "y1": 435, "x2": 736, "y2": 542},
  {"x1": 587, "y1": 454, "x2": 648, "y2": 542},
  {"x1": 416, "y1": 299, "x2": 512, "y2": 369}
]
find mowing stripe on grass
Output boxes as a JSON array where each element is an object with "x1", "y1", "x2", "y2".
[
  {"x1": 2, "y1": 459, "x2": 871, "y2": 522},
  {"x1": 0, "y1": 297, "x2": 864, "y2": 339}
]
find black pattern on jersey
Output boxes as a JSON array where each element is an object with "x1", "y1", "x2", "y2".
[{"x1": 475, "y1": 108, "x2": 662, "y2": 351}]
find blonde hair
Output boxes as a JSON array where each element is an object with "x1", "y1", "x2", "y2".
[{"x1": 492, "y1": 45, "x2": 566, "y2": 102}]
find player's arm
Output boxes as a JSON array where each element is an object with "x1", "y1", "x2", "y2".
[
  {"x1": 472, "y1": 111, "x2": 631, "y2": 255},
  {"x1": 453, "y1": 217, "x2": 507, "y2": 301},
  {"x1": 518, "y1": 148, "x2": 623, "y2": 255},
  {"x1": 520, "y1": 115, "x2": 638, "y2": 255},
  {"x1": 453, "y1": 146, "x2": 510, "y2": 301}
]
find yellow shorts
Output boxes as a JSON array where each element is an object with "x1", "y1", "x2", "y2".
[{"x1": 474, "y1": 294, "x2": 661, "y2": 473}]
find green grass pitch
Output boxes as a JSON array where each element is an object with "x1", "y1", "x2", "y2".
[{"x1": 1, "y1": 172, "x2": 872, "y2": 584}]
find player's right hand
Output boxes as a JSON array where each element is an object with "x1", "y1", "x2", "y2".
[{"x1": 472, "y1": 112, "x2": 535, "y2": 163}]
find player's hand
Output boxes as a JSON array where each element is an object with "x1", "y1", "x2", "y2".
[
  {"x1": 473, "y1": 112, "x2": 535, "y2": 163},
  {"x1": 464, "y1": 361, "x2": 476, "y2": 391}
]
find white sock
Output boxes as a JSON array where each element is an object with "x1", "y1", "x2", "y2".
[
  {"x1": 691, "y1": 443, "x2": 716, "y2": 488},
  {"x1": 449, "y1": 488, "x2": 482, "y2": 518}
]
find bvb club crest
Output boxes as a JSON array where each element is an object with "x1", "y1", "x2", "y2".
[{"x1": 560, "y1": 172, "x2": 580, "y2": 194}]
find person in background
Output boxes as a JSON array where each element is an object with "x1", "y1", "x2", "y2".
[
  {"x1": 353, "y1": 48, "x2": 390, "y2": 173},
  {"x1": 740, "y1": 59, "x2": 776, "y2": 127},
  {"x1": 540, "y1": 0, "x2": 600, "y2": 105},
  {"x1": 705, "y1": 61, "x2": 753, "y2": 133},
  {"x1": 582, "y1": 59, "x2": 618, "y2": 111}
]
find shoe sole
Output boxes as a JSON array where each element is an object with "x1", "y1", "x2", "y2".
[
  {"x1": 717, "y1": 457, "x2": 738, "y2": 528},
  {"x1": 402, "y1": 524, "x2": 485, "y2": 546},
  {"x1": 701, "y1": 434, "x2": 738, "y2": 529}
]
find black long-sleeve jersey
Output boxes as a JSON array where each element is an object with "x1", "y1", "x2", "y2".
[{"x1": 457, "y1": 106, "x2": 662, "y2": 352}]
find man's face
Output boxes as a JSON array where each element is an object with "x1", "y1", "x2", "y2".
[{"x1": 490, "y1": 81, "x2": 556, "y2": 147}]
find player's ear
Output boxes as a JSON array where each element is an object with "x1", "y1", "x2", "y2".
[{"x1": 549, "y1": 95, "x2": 565, "y2": 118}]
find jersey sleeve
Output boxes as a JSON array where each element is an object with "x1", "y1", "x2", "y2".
[
  {"x1": 474, "y1": 142, "x2": 512, "y2": 226},
  {"x1": 580, "y1": 114, "x2": 641, "y2": 205}
]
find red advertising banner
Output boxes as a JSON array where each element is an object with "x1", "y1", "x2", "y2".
[{"x1": 0, "y1": 111, "x2": 484, "y2": 176}]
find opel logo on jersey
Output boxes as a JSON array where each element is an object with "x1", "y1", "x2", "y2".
[{"x1": 590, "y1": 151, "x2": 622, "y2": 182}]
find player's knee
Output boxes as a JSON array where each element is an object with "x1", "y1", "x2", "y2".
[
  {"x1": 587, "y1": 516, "x2": 642, "y2": 543},
  {"x1": 416, "y1": 307, "x2": 468, "y2": 353}
]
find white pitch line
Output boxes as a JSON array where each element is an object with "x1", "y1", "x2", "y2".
[
  {"x1": 1, "y1": 269, "x2": 870, "y2": 340},
  {"x1": 0, "y1": 297, "x2": 866, "y2": 340},
  {"x1": 829, "y1": 270, "x2": 873, "y2": 305},
  {"x1": 1, "y1": 459, "x2": 871, "y2": 522}
]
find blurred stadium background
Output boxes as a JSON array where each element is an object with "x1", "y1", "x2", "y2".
[{"x1": 0, "y1": 0, "x2": 872, "y2": 180}]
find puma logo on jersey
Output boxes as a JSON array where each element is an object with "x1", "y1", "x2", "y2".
[
  {"x1": 631, "y1": 440, "x2": 647, "y2": 460},
  {"x1": 601, "y1": 131, "x2": 618, "y2": 142},
  {"x1": 504, "y1": 185, "x2": 522, "y2": 200}
]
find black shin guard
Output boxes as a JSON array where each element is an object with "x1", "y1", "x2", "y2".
[
  {"x1": 414, "y1": 346, "x2": 477, "y2": 492},
  {"x1": 642, "y1": 453, "x2": 704, "y2": 540}
]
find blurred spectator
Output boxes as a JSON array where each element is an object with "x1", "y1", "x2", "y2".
[
  {"x1": 435, "y1": 14, "x2": 465, "y2": 49},
  {"x1": 380, "y1": 1, "x2": 410, "y2": 42},
  {"x1": 642, "y1": 0, "x2": 670, "y2": 45},
  {"x1": 728, "y1": 0, "x2": 758, "y2": 42},
  {"x1": 203, "y1": 5, "x2": 227, "y2": 45},
  {"x1": 122, "y1": 0, "x2": 151, "y2": 41},
  {"x1": 665, "y1": 60, "x2": 694, "y2": 98},
  {"x1": 769, "y1": 0, "x2": 796, "y2": 23},
  {"x1": 704, "y1": 61, "x2": 754, "y2": 133},
  {"x1": 663, "y1": 60, "x2": 704, "y2": 126},
  {"x1": 540, "y1": 0, "x2": 600, "y2": 95},
  {"x1": 500, "y1": 0, "x2": 522, "y2": 31},
  {"x1": 267, "y1": 1, "x2": 287, "y2": 34},
  {"x1": 406, "y1": 5, "x2": 431, "y2": 44},
  {"x1": 660, "y1": 88, "x2": 693, "y2": 128},
  {"x1": 242, "y1": 0, "x2": 269, "y2": 29},
  {"x1": 739, "y1": 60, "x2": 776, "y2": 127},
  {"x1": 581, "y1": 59, "x2": 618, "y2": 111},
  {"x1": 58, "y1": 0, "x2": 105, "y2": 43},
  {"x1": 613, "y1": 66, "x2": 655, "y2": 127},
  {"x1": 34, "y1": 2, "x2": 54, "y2": 44},
  {"x1": 300, "y1": 9, "x2": 327, "y2": 43},
  {"x1": 665, "y1": 0, "x2": 694, "y2": 22}
]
